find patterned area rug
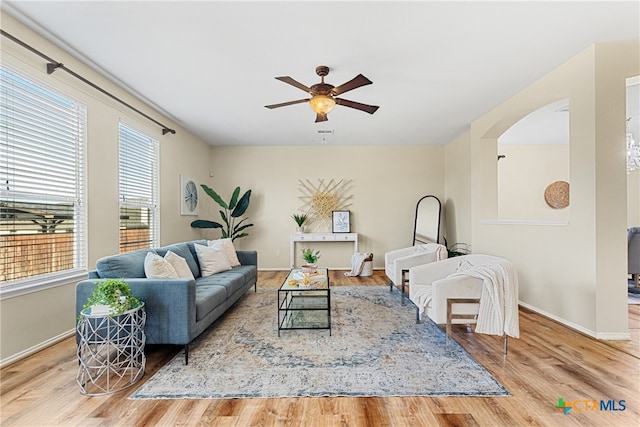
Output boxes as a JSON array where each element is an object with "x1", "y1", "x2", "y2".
[{"x1": 129, "y1": 286, "x2": 508, "y2": 399}]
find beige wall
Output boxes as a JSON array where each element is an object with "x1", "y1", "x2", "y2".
[
  {"x1": 0, "y1": 13, "x2": 211, "y2": 363},
  {"x1": 444, "y1": 132, "x2": 472, "y2": 249},
  {"x1": 497, "y1": 144, "x2": 570, "y2": 221},
  {"x1": 467, "y1": 42, "x2": 639, "y2": 338},
  {"x1": 205, "y1": 145, "x2": 445, "y2": 269}
]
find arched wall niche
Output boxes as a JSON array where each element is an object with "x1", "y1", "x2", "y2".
[{"x1": 497, "y1": 98, "x2": 570, "y2": 222}]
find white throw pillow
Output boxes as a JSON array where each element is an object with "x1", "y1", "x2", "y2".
[
  {"x1": 144, "y1": 252, "x2": 178, "y2": 279},
  {"x1": 164, "y1": 250, "x2": 195, "y2": 280},
  {"x1": 195, "y1": 244, "x2": 232, "y2": 277},
  {"x1": 207, "y1": 238, "x2": 241, "y2": 267}
]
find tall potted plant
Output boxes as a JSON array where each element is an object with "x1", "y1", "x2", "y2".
[{"x1": 191, "y1": 185, "x2": 253, "y2": 241}]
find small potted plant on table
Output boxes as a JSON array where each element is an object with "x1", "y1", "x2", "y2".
[
  {"x1": 80, "y1": 278, "x2": 142, "y2": 317},
  {"x1": 292, "y1": 213, "x2": 308, "y2": 233},
  {"x1": 301, "y1": 248, "x2": 320, "y2": 273}
]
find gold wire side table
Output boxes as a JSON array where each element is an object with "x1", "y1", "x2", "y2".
[{"x1": 76, "y1": 303, "x2": 146, "y2": 396}]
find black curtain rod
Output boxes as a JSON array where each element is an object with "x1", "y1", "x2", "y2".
[{"x1": 1, "y1": 29, "x2": 176, "y2": 136}]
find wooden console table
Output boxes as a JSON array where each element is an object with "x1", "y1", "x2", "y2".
[{"x1": 290, "y1": 233, "x2": 358, "y2": 267}]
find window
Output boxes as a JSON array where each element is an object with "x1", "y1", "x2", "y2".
[
  {"x1": 0, "y1": 64, "x2": 87, "y2": 295},
  {"x1": 119, "y1": 123, "x2": 159, "y2": 253}
]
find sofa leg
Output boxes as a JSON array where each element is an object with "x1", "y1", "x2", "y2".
[
  {"x1": 389, "y1": 280, "x2": 393, "y2": 292},
  {"x1": 415, "y1": 306, "x2": 420, "y2": 324},
  {"x1": 184, "y1": 344, "x2": 189, "y2": 365}
]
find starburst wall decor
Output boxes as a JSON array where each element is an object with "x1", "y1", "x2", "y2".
[{"x1": 297, "y1": 178, "x2": 353, "y2": 232}]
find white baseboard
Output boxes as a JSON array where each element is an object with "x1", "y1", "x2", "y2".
[
  {"x1": 518, "y1": 301, "x2": 631, "y2": 341},
  {"x1": 594, "y1": 331, "x2": 632, "y2": 340},
  {"x1": 0, "y1": 329, "x2": 75, "y2": 368}
]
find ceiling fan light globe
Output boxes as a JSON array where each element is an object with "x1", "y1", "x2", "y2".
[{"x1": 309, "y1": 95, "x2": 336, "y2": 114}]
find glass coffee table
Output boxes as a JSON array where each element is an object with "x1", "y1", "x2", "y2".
[{"x1": 278, "y1": 268, "x2": 331, "y2": 336}]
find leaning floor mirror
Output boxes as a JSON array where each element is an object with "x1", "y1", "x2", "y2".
[{"x1": 413, "y1": 195, "x2": 442, "y2": 245}]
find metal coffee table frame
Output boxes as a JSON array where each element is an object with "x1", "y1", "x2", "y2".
[{"x1": 278, "y1": 268, "x2": 331, "y2": 336}]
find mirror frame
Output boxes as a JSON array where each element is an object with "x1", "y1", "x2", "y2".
[{"x1": 413, "y1": 195, "x2": 442, "y2": 246}]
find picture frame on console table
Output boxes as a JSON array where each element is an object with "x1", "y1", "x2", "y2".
[{"x1": 332, "y1": 210, "x2": 351, "y2": 233}]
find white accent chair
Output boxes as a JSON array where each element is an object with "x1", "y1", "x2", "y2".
[
  {"x1": 409, "y1": 254, "x2": 515, "y2": 353},
  {"x1": 384, "y1": 243, "x2": 447, "y2": 304},
  {"x1": 409, "y1": 254, "x2": 502, "y2": 324}
]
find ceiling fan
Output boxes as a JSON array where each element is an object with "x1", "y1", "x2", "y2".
[{"x1": 265, "y1": 66, "x2": 379, "y2": 123}]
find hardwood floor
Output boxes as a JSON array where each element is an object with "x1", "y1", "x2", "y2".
[{"x1": 1, "y1": 270, "x2": 639, "y2": 426}]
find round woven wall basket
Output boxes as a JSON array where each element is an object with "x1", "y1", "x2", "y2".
[{"x1": 544, "y1": 181, "x2": 570, "y2": 209}]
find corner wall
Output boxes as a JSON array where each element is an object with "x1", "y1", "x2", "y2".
[
  {"x1": 444, "y1": 132, "x2": 472, "y2": 250},
  {"x1": 467, "y1": 42, "x2": 639, "y2": 338}
]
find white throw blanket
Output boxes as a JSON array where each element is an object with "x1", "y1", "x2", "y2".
[
  {"x1": 447, "y1": 259, "x2": 520, "y2": 338},
  {"x1": 344, "y1": 252, "x2": 371, "y2": 276}
]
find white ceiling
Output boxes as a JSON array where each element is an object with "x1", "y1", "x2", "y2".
[{"x1": 3, "y1": 1, "x2": 639, "y2": 147}]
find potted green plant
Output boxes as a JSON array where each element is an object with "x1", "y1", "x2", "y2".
[
  {"x1": 291, "y1": 213, "x2": 308, "y2": 233},
  {"x1": 301, "y1": 248, "x2": 320, "y2": 265},
  {"x1": 80, "y1": 278, "x2": 142, "y2": 317},
  {"x1": 443, "y1": 237, "x2": 471, "y2": 258},
  {"x1": 191, "y1": 185, "x2": 253, "y2": 241}
]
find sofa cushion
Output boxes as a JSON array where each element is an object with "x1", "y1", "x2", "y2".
[
  {"x1": 156, "y1": 243, "x2": 200, "y2": 278},
  {"x1": 144, "y1": 252, "x2": 178, "y2": 278},
  {"x1": 96, "y1": 248, "x2": 156, "y2": 278},
  {"x1": 226, "y1": 265, "x2": 257, "y2": 284},
  {"x1": 164, "y1": 251, "x2": 195, "y2": 280},
  {"x1": 196, "y1": 271, "x2": 246, "y2": 299},
  {"x1": 195, "y1": 244, "x2": 232, "y2": 276},
  {"x1": 194, "y1": 284, "x2": 227, "y2": 322}
]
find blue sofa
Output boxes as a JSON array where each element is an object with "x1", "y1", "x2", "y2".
[{"x1": 75, "y1": 239, "x2": 257, "y2": 364}]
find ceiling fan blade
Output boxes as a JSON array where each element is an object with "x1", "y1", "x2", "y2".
[
  {"x1": 334, "y1": 98, "x2": 379, "y2": 114},
  {"x1": 315, "y1": 113, "x2": 328, "y2": 123},
  {"x1": 331, "y1": 74, "x2": 373, "y2": 96},
  {"x1": 264, "y1": 98, "x2": 310, "y2": 109},
  {"x1": 275, "y1": 76, "x2": 313, "y2": 94}
]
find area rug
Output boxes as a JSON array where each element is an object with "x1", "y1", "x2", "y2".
[{"x1": 129, "y1": 286, "x2": 509, "y2": 399}]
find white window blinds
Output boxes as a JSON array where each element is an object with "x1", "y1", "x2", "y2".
[
  {"x1": 0, "y1": 63, "x2": 87, "y2": 286},
  {"x1": 118, "y1": 123, "x2": 159, "y2": 253}
]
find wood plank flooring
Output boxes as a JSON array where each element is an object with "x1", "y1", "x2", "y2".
[{"x1": 1, "y1": 270, "x2": 639, "y2": 426}]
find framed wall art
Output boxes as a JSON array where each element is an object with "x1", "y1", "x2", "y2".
[
  {"x1": 180, "y1": 175, "x2": 199, "y2": 215},
  {"x1": 332, "y1": 210, "x2": 351, "y2": 233}
]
